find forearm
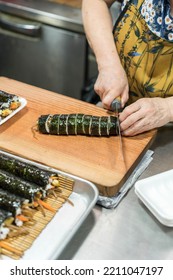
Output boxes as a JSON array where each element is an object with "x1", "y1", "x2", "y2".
[
  {"x1": 82, "y1": 0, "x2": 129, "y2": 108},
  {"x1": 165, "y1": 96, "x2": 173, "y2": 122},
  {"x1": 82, "y1": 0, "x2": 122, "y2": 71}
]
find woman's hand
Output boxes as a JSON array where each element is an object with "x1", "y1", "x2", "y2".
[
  {"x1": 82, "y1": 0, "x2": 128, "y2": 109},
  {"x1": 119, "y1": 97, "x2": 173, "y2": 136},
  {"x1": 94, "y1": 64, "x2": 129, "y2": 109}
]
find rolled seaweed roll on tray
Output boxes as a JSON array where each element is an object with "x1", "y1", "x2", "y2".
[
  {"x1": 0, "y1": 152, "x2": 59, "y2": 188},
  {"x1": 0, "y1": 188, "x2": 28, "y2": 219},
  {"x1": 0, "y1": 169, "x2": 47, "y2": 201}
]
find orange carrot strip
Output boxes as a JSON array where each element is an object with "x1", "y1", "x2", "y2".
[
  {"x1": 16, "y1": 215, "x2": 29, "y2": 222},
  {"x1": 32, "y1": 201, "x2": 39, "y2": 207},
  {"x1": 0, "y1": 241, "x2": 23, "y2": 256},
  {"x1": 36, "y1": 200, "x2": 46, "y2": 217},
  {"x1": 9, "y1": 101, "x2": 21, "y2": 110},
  {"x1": 38, "y1": 199, "x2": 56, "y2": 213}
]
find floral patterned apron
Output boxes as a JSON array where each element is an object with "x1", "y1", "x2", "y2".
[{"x1": 113, "y1": 0, "x2": 173, "y2": 104}]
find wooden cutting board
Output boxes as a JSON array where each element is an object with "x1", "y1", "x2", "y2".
[{"x1": 0, "y1": 77, "x2": 157, "y2": 196}]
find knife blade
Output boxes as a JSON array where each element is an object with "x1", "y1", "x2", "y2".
[{"x1": 111, "y1": 98, "x2": 126, "y2": 165}]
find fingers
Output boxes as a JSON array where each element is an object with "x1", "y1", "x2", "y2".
[
  {"x1": 119, "y1": 105, "x2": 144, "y2": 136},
  {"x1": 94, "y1": 67, "x2": 129, "y2": 110},
  {"x1": 121, "y1": 119, "x2": 149, "y2": 136},
  {"x1": 101, "y1": 85, "x2": 129, "y2": 109},
  {"x1": 95, "y1": 83, "x2": 129, "y2": 110},
  {"x1": 119, "y1": 99, "x2": 150, "y2": 136},
  {"x1": 119, "y1": 98, "x2": 171, "y2": 136}
]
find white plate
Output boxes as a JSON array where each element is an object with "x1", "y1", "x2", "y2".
[
  {"x1": 0, "y1": 96, "x2": 27, "y2": 125},
  {"x1": 0, "y1": 150, "x2": 99, "y2": 260},
  {"x1": 135, "y1": 170, "x2": 173, "y2": 227}
]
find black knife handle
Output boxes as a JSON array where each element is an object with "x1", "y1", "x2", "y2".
[{"x1": 111, "y1": 98, "x2": 121, "y2": 112}]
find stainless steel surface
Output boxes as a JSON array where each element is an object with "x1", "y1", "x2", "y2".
[
  {"x1": 0, "y1": 150, "x2": 99, "y2": 260},
  {"x1": 0, "y1": 1, "x2": 121, "y2": 100},
  {"x1": 0, "y1": 0, "x2": 83, "y2": 33},
  {"x1": 0, "y1": 12, "x2": 41, "y2": 36},
  {"x1": 0, "y1": 0, "x2": 87, "y2": 99},
  {"x1": 58, "y1": 124, "x2": 173, "y2": 260}
]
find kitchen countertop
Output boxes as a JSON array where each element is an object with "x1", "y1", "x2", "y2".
[{"x1": 58, "y1": 124, "x2": 173, "y2": 260}]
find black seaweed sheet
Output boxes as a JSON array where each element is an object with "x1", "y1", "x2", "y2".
[
  {"x1": 0, "y1": 188, "x2": 25, "y2": 216},
  {"x1": 0, "y1": 208, "x2": 13, "y2": 226},
  {"x1": 0, "y1": 152, "x2": 56, "y2": 187},
  {"x1": 0, "y1": 169, "x2": 45, "y2": 201}
]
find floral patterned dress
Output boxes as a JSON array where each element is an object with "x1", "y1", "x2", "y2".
[
  {"x1": 113, "y1": 0, "x2": 173, "y2": 103},
  {"x1": 122, "y1": 0, "x2": 173, "y2": 40}
]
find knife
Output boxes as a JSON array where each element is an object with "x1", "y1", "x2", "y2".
[{"x1": 111, "y1": 97, "x2": 126, "y2": 164}]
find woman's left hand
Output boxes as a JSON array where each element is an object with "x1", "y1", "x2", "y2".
[{"x1": 119, "y1": 97, "x2": 173, "y2": 136}]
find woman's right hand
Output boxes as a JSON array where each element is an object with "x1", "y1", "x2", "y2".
[
  {"x1": 94, "y1": 64, "x2": 129, "y2": 110},
  {"x1": 82, "y1": 0, "x2": 129, "y2": 109}
]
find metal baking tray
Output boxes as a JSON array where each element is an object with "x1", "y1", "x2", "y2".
[{"x1": 0, "y1": 150, "x2": 99, "y2": 260}]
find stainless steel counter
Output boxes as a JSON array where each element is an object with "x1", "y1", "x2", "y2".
[
  {"x1": 0, "y1": 0, "x2": 87, "y2": 99},
  {"x1": 0, "y1": 0, "x2": 83, "y2": 33},
  {"x1": 0, "y1": 0, "x2": 120, "y2": 99},
  {"x1": 59, "y1": 124, "x2": 173, "y2": 260}
]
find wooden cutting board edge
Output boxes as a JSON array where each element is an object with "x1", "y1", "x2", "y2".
[
  {"x1": 96, "y1": 130, "x2": 157, "y2": 196},
  {"x1": 0, "y1": 129, "x2": 156, "y2": 198}
]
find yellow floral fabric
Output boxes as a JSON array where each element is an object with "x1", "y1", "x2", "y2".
[{"x1": 113, "y1": 0, "x2": 173, "y2": 104}]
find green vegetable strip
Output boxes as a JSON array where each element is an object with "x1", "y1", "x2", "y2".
[{"x1": 0, "y1": 169, "x2": 45, "y2": 201}]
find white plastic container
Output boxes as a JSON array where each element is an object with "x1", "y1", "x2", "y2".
[{"x1": 135, "y1": 170, "x2": 173, "y2": 227}]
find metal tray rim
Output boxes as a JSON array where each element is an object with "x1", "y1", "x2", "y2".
[{"x1": 0, "y1": 150, "x2": 99, "y2": 260}]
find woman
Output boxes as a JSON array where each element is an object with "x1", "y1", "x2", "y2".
[{"x1": 82, "y1": 0, "x2": 173, "y2": 136}]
